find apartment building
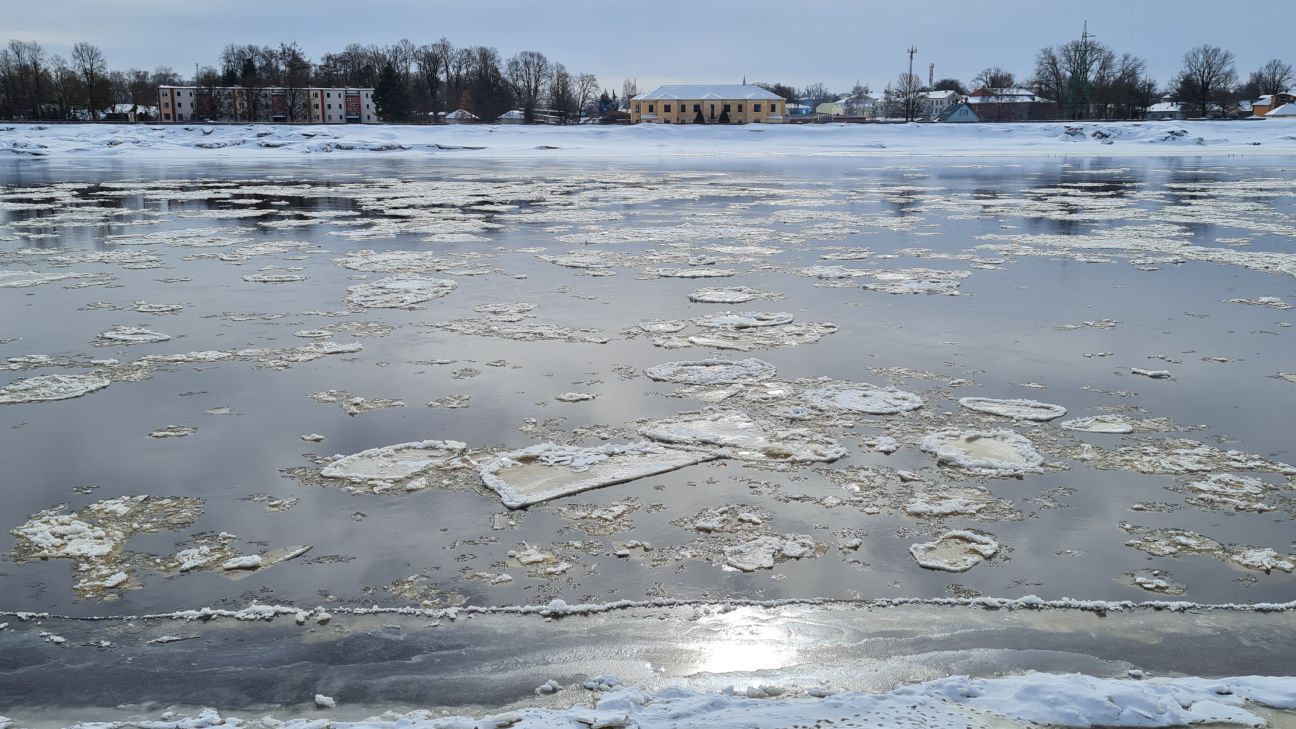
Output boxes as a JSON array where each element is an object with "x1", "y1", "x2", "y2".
[{"x1": 158, "y1": 86, "x2": 377, "y2": 123}]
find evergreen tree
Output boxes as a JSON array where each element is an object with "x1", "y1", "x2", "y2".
[{"x1": 373, "y1": 61, "x2": 409, "y2": 121}]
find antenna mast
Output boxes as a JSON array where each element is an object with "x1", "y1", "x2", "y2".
[{"x1": 1068, "y1": 21, "x2": 1094, "y2": 120}]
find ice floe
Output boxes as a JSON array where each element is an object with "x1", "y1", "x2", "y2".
[
  {"x1": 909, "y1": 530, "x2": 1001, "y2": 572},
  {"x1": 957, "y1": 397, "x2": 1066, "y2": 421},
  {"x1": 723, "y1": 534, "x2": 821, "y2": 572},
  {"x1": 319, "y1": 440, "x2": 470, "y2": 493},
  {"x1": 921, "y1": 429, "x2": 1045, "y2": 475},
  {"x1": 644, "y1": 358, "x2": 776, "y2": 385},
  {"x1": 688, "y1": 286, "x2": 781, "y2": 304},
  {"x1": 345, "y1": 276, "x2": 457, "y2": 309},
  {"x1": 479, "y1": 442, "x2": 715, "y2": 509},
  {"x1": 640, "y1": 410, "x2": 847, "y2": 463},
  {"x1": 803, "y1": 384, "x2": 924, "y2": 414},
  {"x1": 1060, "y1": 415, "x2": 1134, "y2": 434},
  {"x1": 0, "y1": 373, "x2": 110, "y2": 404}
]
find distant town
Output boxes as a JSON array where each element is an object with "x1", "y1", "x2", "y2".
[{"x1": 1, "y1": 33, "x2": 1293, "y2": 125}]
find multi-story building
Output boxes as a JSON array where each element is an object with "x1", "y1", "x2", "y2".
[
  {"x1": 157, "y1": 86, "x2": 377, "y2": 123},
  {"x1": 630, "y1": 85, "x2": 785, "y2": 124}
]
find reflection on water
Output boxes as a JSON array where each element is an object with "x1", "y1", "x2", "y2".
[{"x1": 0, "y1": 155, "x2": 1293, "y2": 617}]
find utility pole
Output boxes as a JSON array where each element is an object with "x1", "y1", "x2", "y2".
[
  {"x1": 906, "y1": 46, "x2": 918, "y2": 122},
  {"x1": 929, "y1": 62, "x2": 934, "y2": 89}
]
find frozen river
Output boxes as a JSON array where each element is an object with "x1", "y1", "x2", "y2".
[{"x1": 1, "y1": 154, "x2": 1294, "y2": 624}]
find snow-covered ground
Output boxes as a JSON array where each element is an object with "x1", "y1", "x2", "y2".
[
  {"x1": 4, "y1": 673, "x2": 1295, "y2": 728},
  {"x1": 3, "y1": 119, "x2": 1296, "y2": 159}
]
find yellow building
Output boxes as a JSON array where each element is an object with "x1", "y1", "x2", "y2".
[{"x1": 630, "y1": 85, "x2": 785, "y2": 124}]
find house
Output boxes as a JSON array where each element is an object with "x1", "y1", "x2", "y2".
[
  {"x1": 1267, "y1": 103, "x2": 1296, "y2": 119},
  {"x1": 966, "y1": 87, "x2": 1055, "y2": 122},
  {"x1": 630, "y1": 85, "x2": 786, "y2": 124},
  {"x1": 1253, "y1": 93, "x2": 1295, "y2": 117},
  {"x1": 444, "y1": 109, "x2": 479, "y2": 124},
  {"x1": 497, "y1": 110, "x2": 527, "y2": 124},
  {"x1": 815, "y1": 93, "x2": 878, "y2": 119},
  {"x1": 937, "y1": 102, "x2": 980, "y2": 123},
  {"x1": 920, "y1": 90, "x2": 962, "y2": 121},
  {"x1": 1145, "y1": 98, "x2": 1186, "y2": 121},
  {"x1": 157, "y1": 85, "x2": 377, "y2": 123}
]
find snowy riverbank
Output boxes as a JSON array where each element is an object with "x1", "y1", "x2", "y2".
[{"x1": 3, "y1": 119, "x2": 1296, "y2": 159}]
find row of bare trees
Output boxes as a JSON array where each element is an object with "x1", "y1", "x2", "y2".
[
  {"x1": 207, "y1": 40, "x2": 599, "y2": 123},
  {"x1": 0, "y1": 37, "x2": 601, "y2": 123},
  {"x1": 1, "y1": 40, "x2": 182, "y2": 120}
]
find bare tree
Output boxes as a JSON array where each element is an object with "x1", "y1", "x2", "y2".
[
  {"x1": 973, "y1": 67, "x2": 1015, "y2": 90},
  {"x1": 1250, "y1": 58, "x2": 1294, "y2": 96},
  {"x1": 1176, "y1": 45, "x2": 1236, "y2": 117},
  {"x1": 415, "y1": 39, "x2": 451, "y2": 120},
  {"x1": 573, "y1": 72, "x2": 598, "y2": 122},
  {"x1": 895, "y1": 72, "x2": 922, "y2": 121},
  {"x1": 71, "y1": 42, "x2": 107, "y2": 119},
  {"x1": 621, "y1": 78, "x2": 639, "y2": 108},
  {"x1": 280, "y1": 42, "x2": 311, "y2": 121},
  {"x1": 506, "y1": 50, "x2": 550, "y2": 121}
]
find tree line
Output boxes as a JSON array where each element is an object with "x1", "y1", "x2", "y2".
[
  {"x1": 762, "y1": 44, "x2": 1291, "y2": 121},
  {"x1": 3, "y1": 34, "x2": 1293, "y2": 123},
  {"x1": 0, "y1": 38, "x2": 602, "y2": 123}
]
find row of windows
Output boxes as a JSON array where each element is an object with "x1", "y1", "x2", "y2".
[{"x1": 636, "y1": 102, "x2": 778, "y2": 114}]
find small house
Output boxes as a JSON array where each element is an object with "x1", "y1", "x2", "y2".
[{"x1": 937, "y1": 102, "x2": 980, "y2": 123}]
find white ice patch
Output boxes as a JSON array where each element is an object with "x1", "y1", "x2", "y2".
[
  {"x1": 0, "y1": 374, "x2": 110, "y2": 404},
  {"x1": 957, "y1": 397, "x2": 1067, "y2": 421},
  {"x1": 909, "y1": 530, "x2": 1000, "y2": 572},
  {"x1": 97, "y1": 326, "x2": 172, "y2": 344},
  {"x1": 241, "y1": 273, "x2": 307, "y2": 283},
  {"x1": 321, "y1": 440, "x2": 468, "y2": 492},
  {"x1": 644, "y1": 358, "x2": 776, "y2": 385},
  {"x1": 723, "y1": 534, "x2": 820, "y2": 572},
  {"x1": 1060, "y1": 415, "x2": 1134, "y2": 434},
  {"x1": 639, "y1": 410, "x2": 847, "y2": 463},
  {"x1": 479, "y1": 442, "x2": 715, "y2": 509},
  {"x1": 921, "y1": 429, "x2": 1045, "y2": 475},
  {"x1": 694, "y1": 311, "x2": 795, "y2": 329},
  {"x1": 345, "y1": 276, "x2": 457, "y2": 309},
  {"x1": 803, "y1": 384, "x2": 924, "y2": 414},
  {"x1": 688, "y1": 286, "x2": 779, "y2": 304}
]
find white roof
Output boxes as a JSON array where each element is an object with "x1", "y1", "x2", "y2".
[
  {"x1": 1148, "y1": 102, "x2": 1181, "y2": 112},
  {"x1": 634, "y1": 84, "x2": 783, "y2": 101},
  {"x1": 499, "y1": 110, "x2": 526, "y2": 119},
  {"x1": 923, "y1": 90, "x2": 959, "y2": 100},
  {"x1": 1267, "y1": 103, "x2": 1296, "y2": 117},
  {"x1": 445, "y1": 109, "x2": 478, "y2": 120}
]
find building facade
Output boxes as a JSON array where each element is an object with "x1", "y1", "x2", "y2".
[
  {"x1": 158, "y1": 86, "x2": 377, "y2": 124},
  {"x1": 1253, "y1": 93, "x2": 1296, "y2": 117},
  {"x1": 966, "y1": 87, "x2": 1056, "y2": 122},
  {"x1": 630, "y1": 85, "x2": 785, "y2": 124}
]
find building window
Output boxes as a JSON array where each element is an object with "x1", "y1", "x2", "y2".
[
  {"x1": 771, "y1": 104, "x2": 777, "y2": 112},
  {"x1": 327, "y1": 104, "x2": 332, "y2": 109},
  {"x1": 648, "y1": 104, "x2": 654, "y2": 113},
  {"x1": 738, "y1": 104, "x2": 743, "y2": 112},
  {"x1": 754, "y1": 103, "x2": 762, "y2": 112},
  {"x1": 723, "y1": 104, "x2": 730, "y2": 112},
  {"x1": 663, "y1": 104, "x2": 671, "y2": 113},
  {"x1": 693, "y1": 104, "x2": 700, "y2": 112},
  {"x1": 634, "y1": 104, "x2": 640, "y2": 113}
]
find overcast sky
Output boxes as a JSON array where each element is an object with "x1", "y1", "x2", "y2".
[{"x1": 7, "y1": 0, "x2": 1294, "y2": 93}]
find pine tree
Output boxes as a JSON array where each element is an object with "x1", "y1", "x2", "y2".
[{"x1": 373, "y1": 61, "x2": 409, "y2": 122}]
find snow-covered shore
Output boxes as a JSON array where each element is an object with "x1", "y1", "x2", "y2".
[
  {"x1": 2, "y1": 119, "x2": 1296, "y2": 159},
  {"x1": 6, "y1": 673, "x2": 1294, "y2": 728}
]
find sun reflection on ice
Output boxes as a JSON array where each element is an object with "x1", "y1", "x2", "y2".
[{"x1": 689, "y1": 607, "x2": 798, "y2": 675}]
